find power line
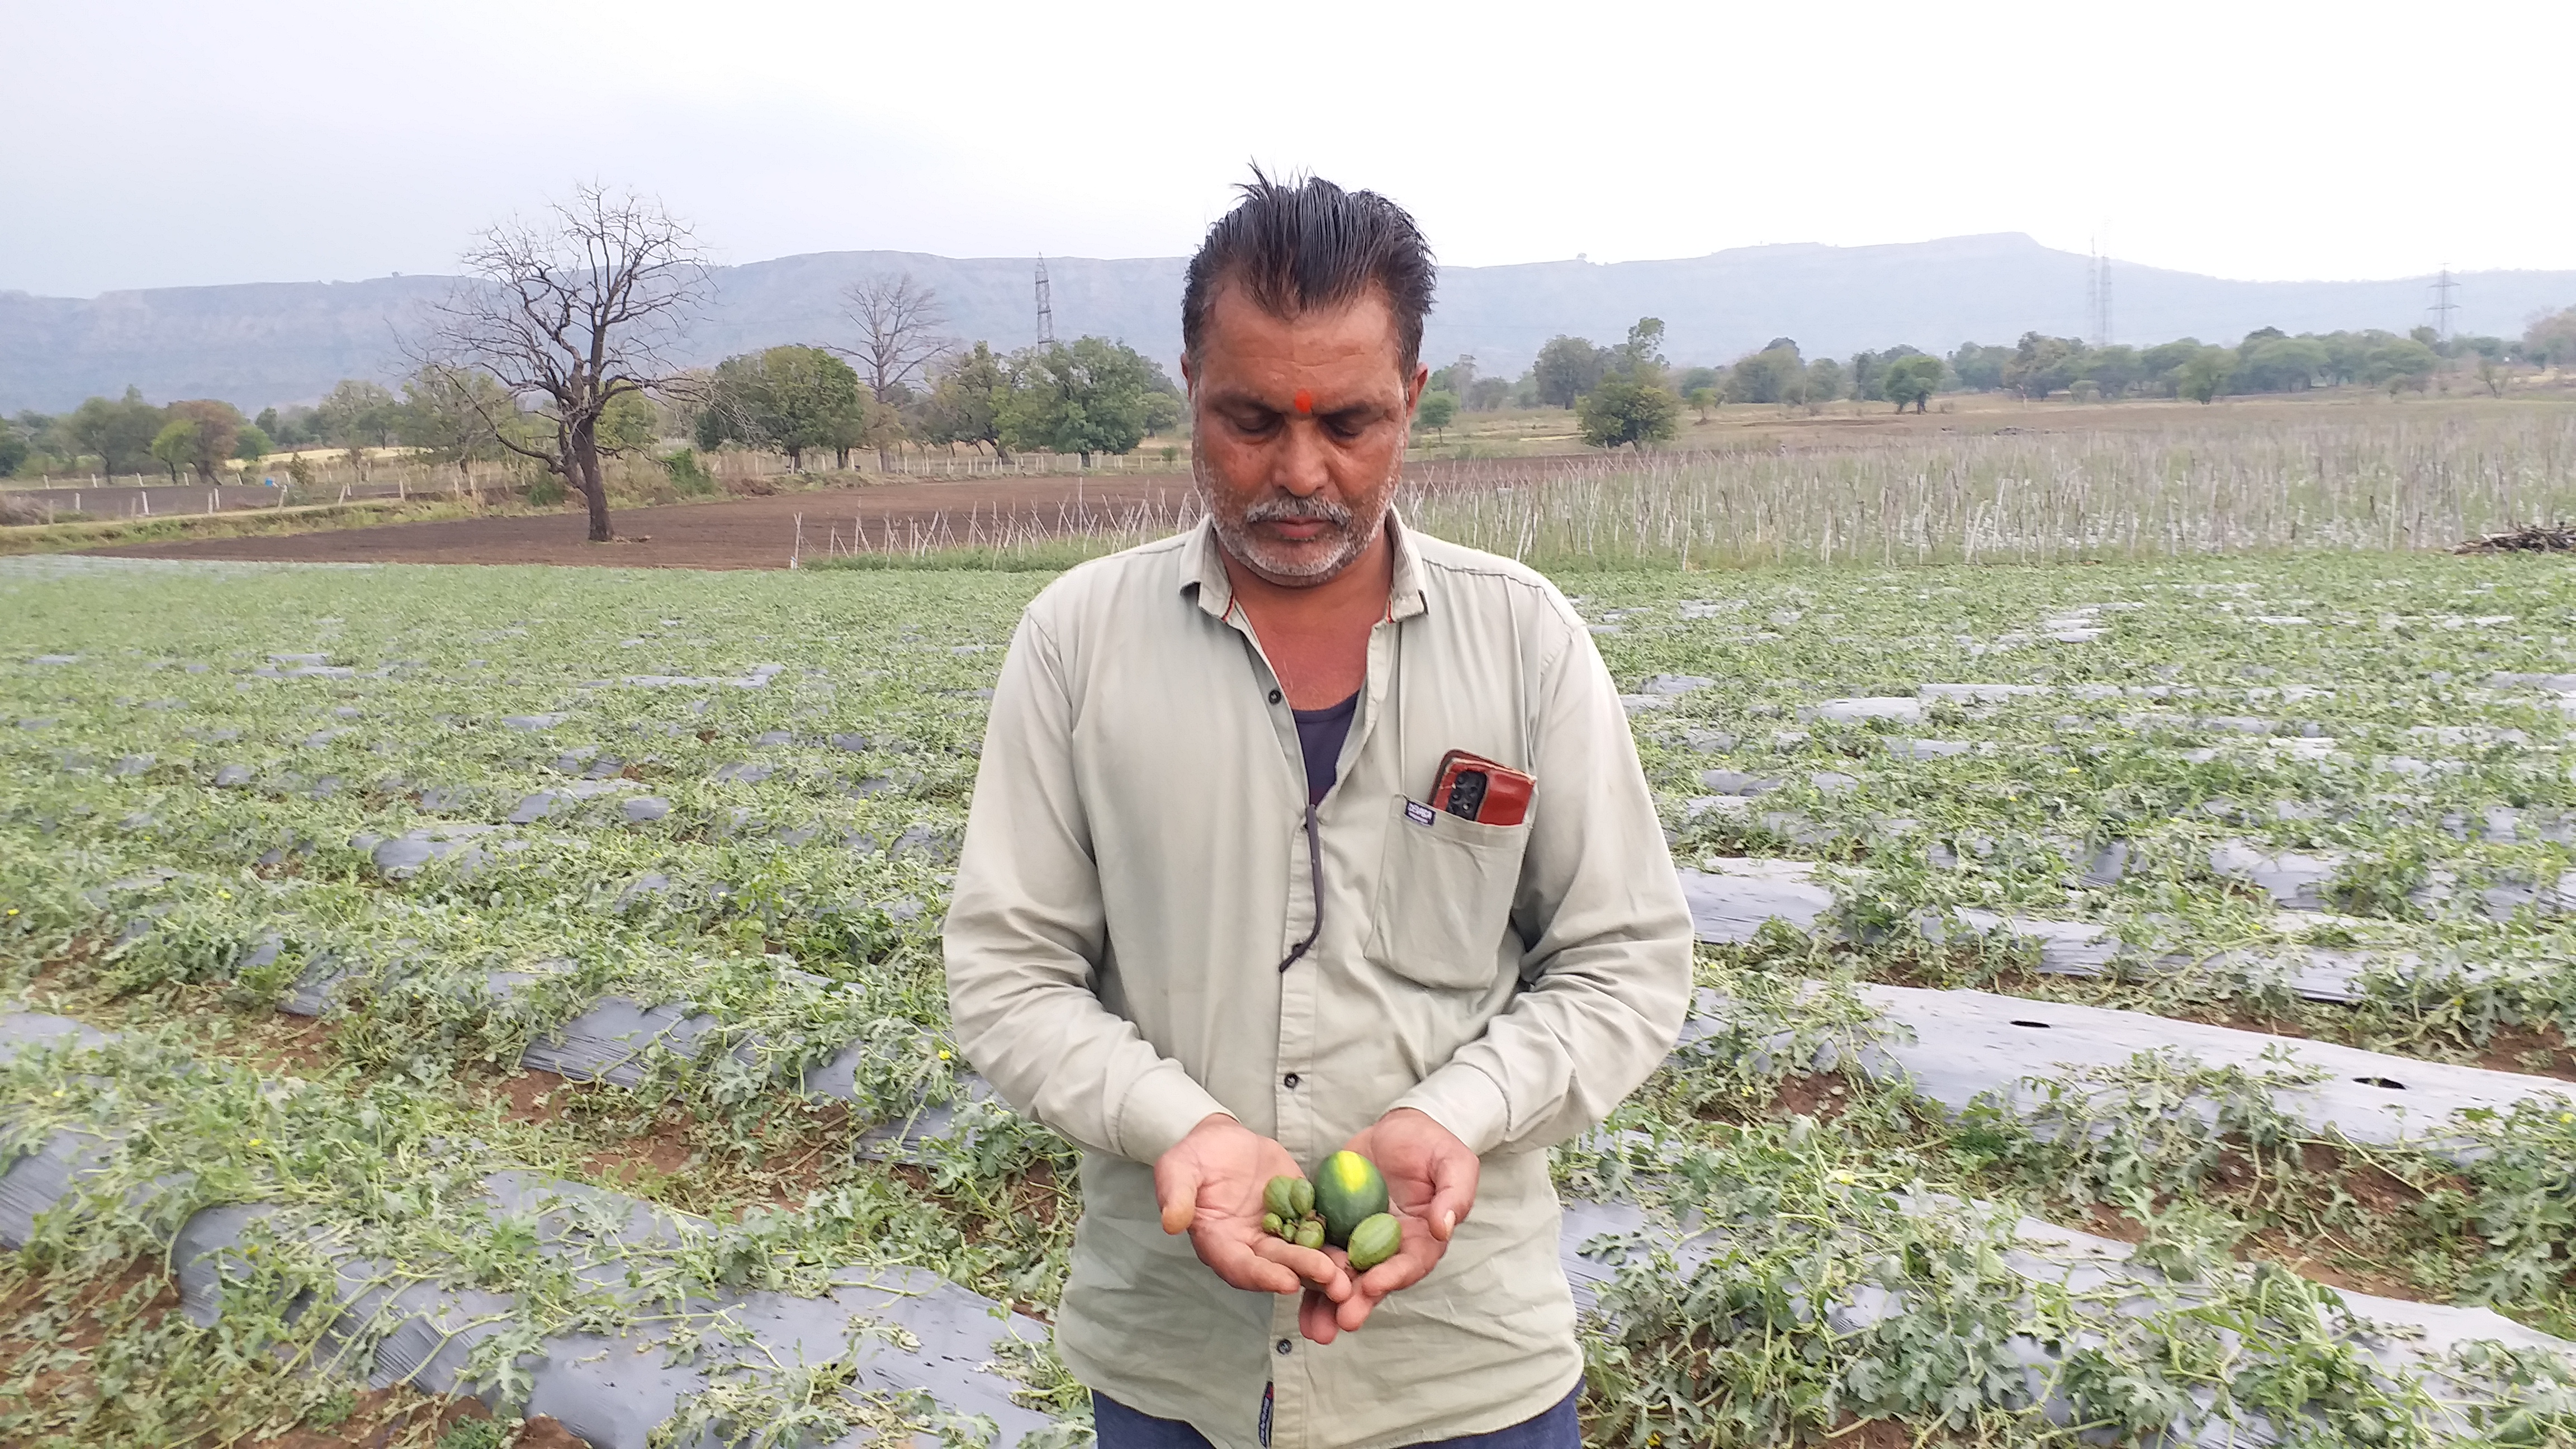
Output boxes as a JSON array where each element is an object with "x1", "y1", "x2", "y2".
[
  {"x1": 2086, "y1": 230, "x2": 2113, "y2": 348},
  {"x1": 2428, "y1": 264, "x2": 2459, "y2": 343},
  {"x1": 1034, "y1": 255, "x2": 1055, "y2": 344}
]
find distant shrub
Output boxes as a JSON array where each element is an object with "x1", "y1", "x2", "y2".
[{"x1": 661, "y1": 448, "x2": 717, "y2": 496}]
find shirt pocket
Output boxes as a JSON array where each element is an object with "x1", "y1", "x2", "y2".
[{"x1": 1365, "y1": 794, "x2": 1532, "y2": 991}]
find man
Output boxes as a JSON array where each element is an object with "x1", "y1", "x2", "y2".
[{"x1": 945, "y1": 173, "x2": 1692, "y2": 1449}]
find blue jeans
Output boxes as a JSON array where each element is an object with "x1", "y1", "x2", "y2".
[{"x1": 1092, "y1": 1382, "x2": 1581, "y2": 1449}]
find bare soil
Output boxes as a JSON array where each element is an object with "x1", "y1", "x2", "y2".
[
  {"x1": 0, "y1": 1256, "x2": 587, "y2": 1448},
  {"x1": 82, "y1": 478, "x2": 1199, "y2": 570}
]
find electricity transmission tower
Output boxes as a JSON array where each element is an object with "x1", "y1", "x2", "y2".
[
  {"x1": 2428, "y1": 264, "x2": 2459, "y2": 342},
  {"x1": 1035, "y1": 255, "x2": 1055, "y2": 344},
  {"x1": 2086, "y1": 233, "x2": 2113, "y2": 347}
]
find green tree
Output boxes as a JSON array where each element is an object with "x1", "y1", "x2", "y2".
[
  {"x1": 234, "y1": 424, "x2": 273, "y2": 461},
  {"x1": 397, "y1": 364, "x2": 517, "y2": 489},
  {"x1": 922, "y1": 342, "x2": 1011, "y2": 460},
  {"x1": 1882, "y1": 354, "x2": 1943, "y2": 413},
  {"x1": 1947, "y1": 342, "x2": 2013, "y2": 392},
  {"x1": 314, "y1": 380, "x2": 399, "y2": 448},
  {"x1": 2177, "y1": 346, "x2": 2236, "y2": 403},
  {"x1": 1531, "y1": 335, "x2": 1609, "y2": 407},
  {"x1": 2234, "y1": 337, "x2": 2330, "y2": 392},
  {"x1": 147, "y1": 419, "x2": 197, "y2": 482},
  {"x1": 2367, "y1": 338, "x2": 2439, "y2": 395},
  {"x1": 2081, "y1": 345, "x2": 2143, "y2": 399},
  {"x1": 1428, "y1": 355, "x2": 1478, "y2": 399},
  {"x1": 1684, "y1": 386, "x2": 1718, "y2": 422},
  {"x1": 598, "y1": 390, "x2": 662, "y2": 457},
  {"x1": 1804, "y1": 357, "x2": 1845, "y2": 405},
  {"x1": 313, "y1": 379, "x2": 399, "y2": 478},
  {"x1": 67, "y1": 387, "x2": 165, "y2": 477},
  {"x1": 2138, "y1": 338, "x2": 2205, "y2": 397},
  {"x1": 1725, "y1": 342, "x2": 1803, "y2": 404},
  {"x1": 698, "y1": 345, "x2": 866, "y2": 471},
  {"x1": 1415, "y1": 390, "x2": 1459, "y2": 439},
  {"x1": 997, "y1": 336, "x2": 1167, "y2": 464},
  {"x1": 1576, "y1": 374, "x2": 1680, "y2": 448},
  {"x1": 2003, "y1": 333, "x2": 2086, "y2": 400},
  {"x1": 1849, "y1": 346, "x2": 1927, "y2": 402},
  {"x1": 161, "y1": 400, "x2": 245, "y2": 482},
  {"x1": 1465, "y1": 377, "x2": 1512, "y2": 411},
  {"x1": 1613, "y1": 318, "x2": 1668, "y2": 378},
  {"x1": 2522, "y1": 307, "x2": 2576, "y2": 368}
]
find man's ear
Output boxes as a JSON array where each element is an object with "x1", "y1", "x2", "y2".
[
  {"x1": 1180, "y1": 352, "x2": 1196, "y2": 396},
  {"x1": 1404, "y1": 363, "x2": 1429, "y2": 411}
]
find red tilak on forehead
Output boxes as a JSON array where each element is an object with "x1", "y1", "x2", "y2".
[{"x1": 1292, "y1": 388, "x2": 1314, "y2": 414}]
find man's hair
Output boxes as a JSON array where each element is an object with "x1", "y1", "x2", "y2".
[{"x1": 1181, "y1": 168, "x2": 1436, "y2": 376}]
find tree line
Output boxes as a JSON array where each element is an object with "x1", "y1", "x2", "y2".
[
  {"x1": 0, "y1": 371, "x2": 604, "y2": 488},
  {"x1": 1391, "y1": 302, "x2": 2576, "y2": 452},
  {"x1": 2, "y1": 192, "x2": 1191, "y2": 542},
  {"x1": 689, "y1": 272, "x2": 1181, "y2": 476},
  {"x1": 10, "y1": 183, "x2": 2574, "y2": 528}
]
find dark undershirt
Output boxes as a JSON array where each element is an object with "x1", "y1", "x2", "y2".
[{"x1": 1291, "y1": 690, "x2": 1360, "y2": 807}]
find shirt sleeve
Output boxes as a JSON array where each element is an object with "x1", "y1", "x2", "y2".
[
  {"x1": 943, "y1": 605, "x2": 1233, "y2": 1163},
  {"x1": 1391, "y1": 603, "x2": 1693, "y2": 1156}
]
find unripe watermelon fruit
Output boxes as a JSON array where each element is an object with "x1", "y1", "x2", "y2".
[{"x1": 1313, "y1": 1150, "x2": 1390, "y2": 1247}]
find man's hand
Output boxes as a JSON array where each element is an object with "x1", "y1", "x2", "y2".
[
  {"x1": 1298, "y1": 1107, "x2": 1479, "y2": 1343},
  {"x1": 1156, "y1": 1114, "x2": 1352, "y2": 1303}
]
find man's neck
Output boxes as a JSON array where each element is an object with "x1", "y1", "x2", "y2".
[{"x1": 1217, "y1": 522, "x2": 1395, "y2": 709}]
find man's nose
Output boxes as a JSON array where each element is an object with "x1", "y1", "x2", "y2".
[{"x1": 1273, "y1": 419, "x2": 1330, "y2": 496}]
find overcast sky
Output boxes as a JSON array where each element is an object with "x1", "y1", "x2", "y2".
[{"x1": 8, "y1": 0, "x2": 2569, "y2": 297}]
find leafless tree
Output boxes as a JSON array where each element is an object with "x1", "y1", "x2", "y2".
[
  {"x1": 420, "y1": 186, "x2": 709, "y2": 542},
  {"x1": 840, "y1": 273, "x2": 951, "y2": 402}
]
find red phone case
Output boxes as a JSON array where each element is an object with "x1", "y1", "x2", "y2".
[{"x1": 1431, "y1": 749, "x2": 1534, "y2": 826}]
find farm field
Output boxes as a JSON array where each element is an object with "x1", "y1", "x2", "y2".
[
  {"x1": 49, "y1": 401, "x2": 2576, "y2": 578},
  {"x1": 8, "y1": 548, "x2": 2576, "y2": 1446},
  {"x1": 81, "y1": 478, "x2": 1199, "y2": 571}
]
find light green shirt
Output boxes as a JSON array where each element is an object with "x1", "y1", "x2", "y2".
[{"x1": 944, "y1": 515, "x2": 1693, "y2": 1449}]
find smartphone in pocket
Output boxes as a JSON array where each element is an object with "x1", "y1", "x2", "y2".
[{"x1": 1431, "y1": 749, "x2": 1534, "y2": 826}]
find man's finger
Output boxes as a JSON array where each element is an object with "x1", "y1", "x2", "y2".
[
  {"x1": 1334, "y1": 1281, "x2": 1382, "y2": 1333},
  {"x1": 1252, "y1": 1236, "x2": 1351, "y2": 1300},
  {"x1": 1355, "y1": 1242, "x2": 1437, "y2": 1299},
  {"x1": 1299, "y1": 1288, "x2": 1342, "y2": 1344},
  {"x1": 1426, "y1": 1153, "x2": 1477, "y2": 1240},
  {"x1": 1158, "y1": 1158, "x2": 1201, "y2": 1235},
  {"x1": 1426, "y1": 1182, "x2": 1472, "y2": 1241},
  {"x1": 1199, "y1": 1229, "x2": 1305, "y2": 1295}
]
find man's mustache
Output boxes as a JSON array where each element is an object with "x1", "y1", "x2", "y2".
[{"x1": 1242, "y1": 495, "x2": 1353, "y2": 528}]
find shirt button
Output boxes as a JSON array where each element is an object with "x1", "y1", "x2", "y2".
[
  {"x1": 1276, "y1": 1338, "x2": 1293, "y2": 1355},
  {"x1": 1268, "y1": 688, "x2": 1283, "y2": 704},
  {"x1": 1282, "y1": 1072, "x2": 1300, "y2": 1089}
]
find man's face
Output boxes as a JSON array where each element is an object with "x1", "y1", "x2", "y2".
[{"x1": 1183, "y1": 282, "x2": 1428, "y2": 587}]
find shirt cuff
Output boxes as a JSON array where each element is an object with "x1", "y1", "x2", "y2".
[
  {"x1": 1393, "y1": 1063, "x2": 1510, "y2": 1157},
  {"x1": 1111, "y1": 1059, "x2": 1235, "y2": 1163}
]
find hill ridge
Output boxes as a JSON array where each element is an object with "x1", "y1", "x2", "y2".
[{"x1": 4, "y1": 233, "x2": 2570, "y2": 413}]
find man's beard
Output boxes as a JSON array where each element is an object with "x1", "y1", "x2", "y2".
[{"x1": 1196, "y1": 439, "x2": 1394, "y2": 586}]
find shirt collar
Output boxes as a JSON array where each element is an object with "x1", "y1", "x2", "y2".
[{"x1": 1184, "y1": 508, "x2": 1427, "y2": 622}]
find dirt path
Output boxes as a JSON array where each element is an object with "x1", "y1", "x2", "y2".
[{"x1": 84, "y1": 477, "x2": 1200, "y2": 570}]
